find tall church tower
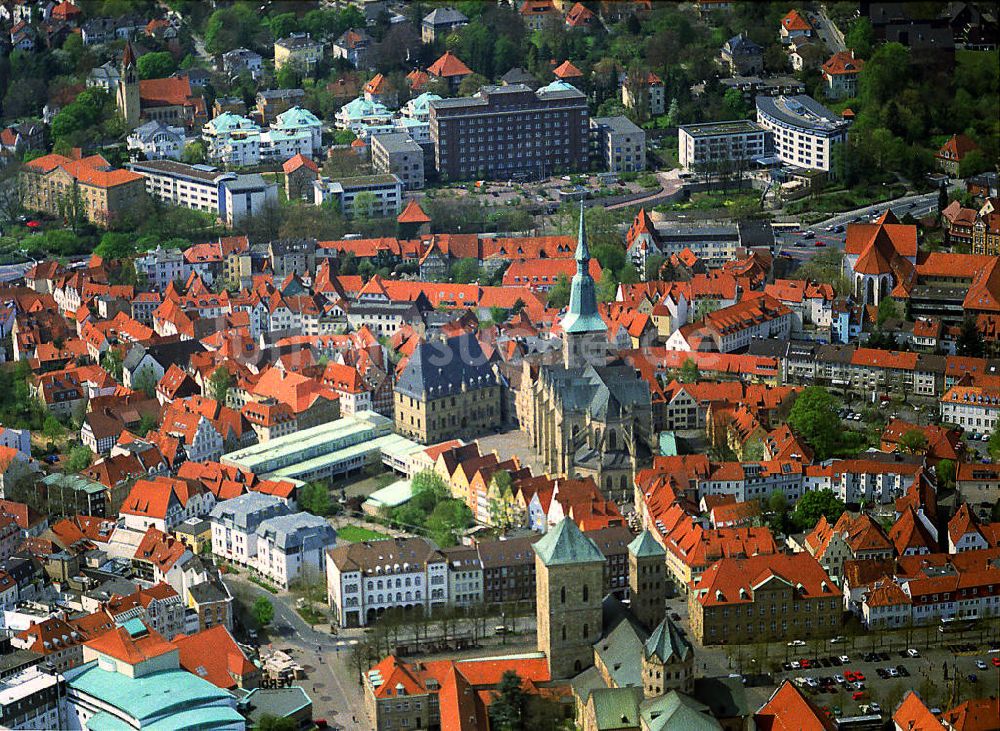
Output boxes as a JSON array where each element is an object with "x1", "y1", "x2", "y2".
[
  {"x1": 628, "y1": 529, "x2": 666, "y2": 633},
  {"x1": 561, "y1": 202, "x2": 607, "y2": 369},
  {"x1": 117, "y1": 40, "x2": 140, "y2": 128},
  {"x1": 533, "y1": 518, "x2": 605, "y2": 679}
]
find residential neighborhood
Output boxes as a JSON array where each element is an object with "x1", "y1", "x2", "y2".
[{"x1": 0, "y1": 1, "x2": 998, "y2": 730}]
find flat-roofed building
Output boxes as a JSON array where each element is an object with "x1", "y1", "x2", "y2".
[
  {"x1": 0, "y1": 666, "x2": 65, "y2": 731},
  {"x1": 313, "y1": 174, "x2": 403, "y2": 218},
  {"x1": 590, "y1": 115, "x2": 646, "y2": 173},
  {"x1": 370, "y1": 133, "x2": 425, "y2": 190},
  {"x1": 126, "y1": 159, "x2": 277, "y2": 225},
  {"x1": 430, "y1": 81, "x2": 589, "y2": 182},
  {"x1": 755, "y1": 94, "x2": 849, "y2": 172},
  {"x1": 678, "y1": 119, "x2": 768, "y2": 172},
  {"x1": 222, "y1": 411, "x2": 411, "y2": 483}
]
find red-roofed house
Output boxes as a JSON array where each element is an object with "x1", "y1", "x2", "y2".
[
  {"x1": 427, "y1": 51, "x2": 473, "y2": 92},
  {"x1": 565, "y1": 2, "x2": 596, "y2": 28},
  {"x1": 121, "y1": 476, "x2": 215, "y2": 533},
  {"x1": 821, "y1": 49, "x2": 864, "y2": 98},
  {"x1": 755, "y1": 679, "x2": 835, "y2": 730},
  {"x1": 936, "y1": 133, "x2": 979, "y2": 177},
  {"x1": 780, "y1": 9, "x2": 813, "y2": 43},
  {"x1": 283, "y1": 154, "x2": 320, "y2": 201},
  {"x1": 520, "y1": 0, "x2": 560, "y2": 31}
]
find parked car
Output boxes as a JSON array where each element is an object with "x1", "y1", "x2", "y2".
[
  {"x1": 907, "y1": 648, "x2": 920, "y2": 658},
  {"x1": 976, "y1": 660, "x2": 988, "y2": 670},
  {"x1": 788, "y1": 640, "x2": 807, "y2": 647}
]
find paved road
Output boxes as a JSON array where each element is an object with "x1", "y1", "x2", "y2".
[
  {"x1": 812, "y1": 5, "x2": 846, "y2": 52},
  {"x1": 774, "y1": 187, "x2": 958, "y2": 265}
]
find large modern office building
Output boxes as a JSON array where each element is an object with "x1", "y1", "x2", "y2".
[
  {"x1": 755, "y1": 94, "x2": 850, "y2": 172},
  {"x1": 429, "y1": 81, "x2": 589, "y2": 181},
  {"x1": 678, "y1": 119, "x2": 769, "y2": 171}
]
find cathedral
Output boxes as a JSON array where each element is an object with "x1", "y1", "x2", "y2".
[{"x1": 521, "y1": 205, "x2": 654, "y2": 505}]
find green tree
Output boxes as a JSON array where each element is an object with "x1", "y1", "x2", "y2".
[
  {"x1": 643, "y1": 253, "x2": 665, "y2": 281},
  {"x1": 723, "y1": 87, "x2": 749, "y2": 118},
  {"x1": 136, "y1": 413, "x2": 158, "y2": 437},
  {"x1": 988, "y1": 429, "x2": 1000, "y2": 461},
  {"x1": 450, "y1": 257, "x2": 481, "y2": 284},
  {"x1": 547, "y1": 274, "x2": 571, "y2": 309},
  {"x1": 65, "y1": 446, "x2": 93, "y2": 473},
  {"x1": 426, "y1": 500, "x2": 473, "y2": 547},
  {"x1": 678, "y1": 358, "x2": 700, "y2": 384},
  {"x1": 137, "y1": 51, "x2": 176, "y2": 80},
  {"x1": 959, "y1": 149, "x2": 989, "y2": 178},
  {"x1": 267, "y1": 12, "x2": 299, "y2": 40},
  {"x1": 209, "y1": 367, "x2": 232, "y2": 405},
  {"x1": 252, "y1": 596, "x2": 275, "y2": 626},
  {"x1": 257, "y1": 715, "x2": 297, "y2": 731},
  {"x1": 791, "y1": 489, "x2": 846, "y2": 531},
  {"x1": 844, "y1": 17, "x2": 875, "y2": 59},
  {"x1": 876, "y1": 297, "x2": 901, "y2": 328},
  {"x1": 133, "y1": 368, "x2": 158, "y2": 398},
  {"x1": 43, "y1": 415, "x2": 63, "y2": 440},
  {"x1": 899, "y1": 429, "x2": 928, "y2": 454},
  {"x1": 936, "y1": 458, "x2": 955, "y2": 489},
  {"x1": 181, "y1": 141, "x2": 207, "y2": 165},
  {"x1": 489, "y1": 670, "x2": 528, "y2": 731},
  {"x1": 458, "y1": 73, "x2": 489, "y2": 96},
  {"x1": 101, "y1": 349, "x2": 124, "y2": 382},
  {"x1": 352, "y1": 191, "x2": 377, "y2": 220},
  {"x1": 204, "y1": 4, "x2": 264, "y2": 54},
  {"x1": 787, "y1": 386, "x2": 842, "y2": 460},
  {"x1": 300, "y1": 482, "x2": 331, "y2": 517},
  {"x1": 957, "y1": 316, "x2": 984, "y2": 357},
  {"x1": 767, "y1": 490, "x2": 789, "y2": 534},
  {"x1": 858, "y1": 42, "x2": 910, "y2": 110},
  {"x1": 94, "y1": 232, "x2": 136, "y2": 260}
]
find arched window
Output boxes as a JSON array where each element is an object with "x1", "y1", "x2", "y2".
[
  {"x1": 608, "y1": 429, "x2": 617, "y2": 451},
  {"x1": 560, "y1": 586, "x2": 566, "y2": 604}
]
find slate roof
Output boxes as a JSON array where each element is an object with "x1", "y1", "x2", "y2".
[
  {"x1": 644, "y1": 617, "x2": 692, "y2": 663},
  {"x1": 394, "y1": 333, "x2": 495, "y2": 400},
  {"x1": 628, "y1": 529, "x2": 665, "y2": 558},
  {"x1": 533, "y1": 517, "x2": 605, "y2": 566}
]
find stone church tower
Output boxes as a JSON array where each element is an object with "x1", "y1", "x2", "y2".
[
  {"x1": 117, "y1": 40, "x2": 140, "y2": 127},
  {"x1": 533, "y1": 518, "x2": 605, "y2": 679},
  {"x1": 642, "y1": 617, "x2": 694, "y2": 698},
  {"x1": 628, "y1": 530, "x2": 666, "y2": 633},
  {"x1": 561, "y1": 202, "x2": 607, "y2": 370}
]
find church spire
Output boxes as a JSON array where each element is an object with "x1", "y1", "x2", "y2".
[{"x1": 561, "y1": 201, "x2": 606, "y2": 336}]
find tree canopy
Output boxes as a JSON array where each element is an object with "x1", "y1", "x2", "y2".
[
  {"x1": 791, "y1": 489, "x2": 846, "y2": 532},
  {"x1": 787, "y1": 387, "x2": 842, "y2": 461}
]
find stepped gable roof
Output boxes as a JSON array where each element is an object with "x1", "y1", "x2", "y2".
[
  {"x1": 428, "y1": 51, "x2": 472, "y2": 78},
  {"x1": 533, "y1": 517, "x2": 605, "y2": 566},
  {"x1": 644, "y1": 617, "x2": 692, "y2": 663}
]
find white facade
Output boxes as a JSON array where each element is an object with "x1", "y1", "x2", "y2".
[
  {"x1": 221, "y1": 176, "x2": 279, "y2": 227},
  {"x1": 313, "y1": 175, "x2": 403, "y2": 218},
  {"x1": 254, "y1": 513, "x2": 337, "y2": 589},
  {"x1": 126, "y1": 121, "x2": 186, "y2": 161},
  {"x1": 940, "y1": 387, "x2": 1000, "y2": 436},
  {"x1": 756, "y1": 95, "x2": 849, "y2": 172},
  {"x1": 209, "y1": 492, "x2": 290, "y2": 568},
  {"x1": 0, "y1": 666, "x2": 64, "y2": 731},
  {"x1": 134, "y1": 246, "x2": 189, "y2": 291},
  {"x1": 678, "y1": 120, "x2": 768, "y2": 171}
]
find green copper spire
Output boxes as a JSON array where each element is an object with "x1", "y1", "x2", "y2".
[{"x1": 561, "y1": 201, "x2": 607, "y2": 335}]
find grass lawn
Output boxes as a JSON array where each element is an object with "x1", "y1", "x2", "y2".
[
  {"x1": 338, "y1": 525, "x2": 391, "y2": 543},
  {"x1": 784, "y1": 184, "x2": 908, "y2": 216}
]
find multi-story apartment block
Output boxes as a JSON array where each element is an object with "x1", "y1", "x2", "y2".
[
  {"x1": 0, "y1": 666, "x2": 66, "y2": 731},
  {"x1": 273, "y1": 33, "x2": 323, "y2": 72},
  {"x1": 202, "y1": 112, "x2": 262, "y2": 167},
  {"x1": 689, "y1": 553, "x2": 841, "y2": 645},
  {"x1": 940, "y1": 384, "x2": 1000, "y2": 436},
  {"x1": 441, "y1": 544, "x2": 483, "y2": 607},
  {"x1": 590, "y1": 116, "x2": 646, "y2": 173},
  {"x1": 394, "y1": 333, "x2": 501, "y2": 445},
  {"x1": 271, "y1": 106, "x2": 323, "y2": 155},
  {"x1": 326, "y1": 537, "x2": 449, "y2": 627},
  {"x1": 21, "y1": 154, "x2": 146, "y2": 228},
  {"x1": 678, "y1": 120, "x2": 768, "y2": 172},
  {"x1": 313, "y1": 174, "x2": 403, "y2": 218},
  {"x1": 370, "y1": 133, "x2": 425, "y2": 190},
  {"x1": 209, "y1": 492, "x2": 290, "y2": 568},
  {"x1": 127, "y1": 160, "x2": 277, "y2": 226},
  {"x1": 221, "y1": 48, "x2": 263, "y2": 80},
  {"x1": 430, "y1": 81, "x2": 590, "y2": 181},
  {"x1": 255, "y1": 513, "x2": 337, "y2": 589},
  {"x1": 756, "y1": 94, "x2": 849, "y2": 172},
  {"x1": 134, "y1": 246, "x2": 188, "y2": 291},
  {"x1": 620, "y1": 71, "x2": 665, "y2": 116}
]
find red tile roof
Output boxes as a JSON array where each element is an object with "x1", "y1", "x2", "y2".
[
  {"x1": 821, "y1": 50, "x2": 863, "y2": 76},
  {"x1": 781, "y1": 9, "x2": 813, "y2": 32},
  {"x1": 174, "y1": 625, "x2": 256, "y2": 689},
  {"x1": 428, "y1": 51, "x2": 473, "y2": 78},
  {"x1": 552, "y1": 60, "x2": 583, "y2": 78},
  {"x1": 85, "y1": 621, "x2": 175, "y2": 666},
  {"x1": 282, "y1": 153, "x2": 319, "y2": 174},
  {"x1": 756, "y1": 680, "x2": 835, "y2": 731},
  {"x1": 397, "y1": 199, "x2": 431, "y2": 224}
]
